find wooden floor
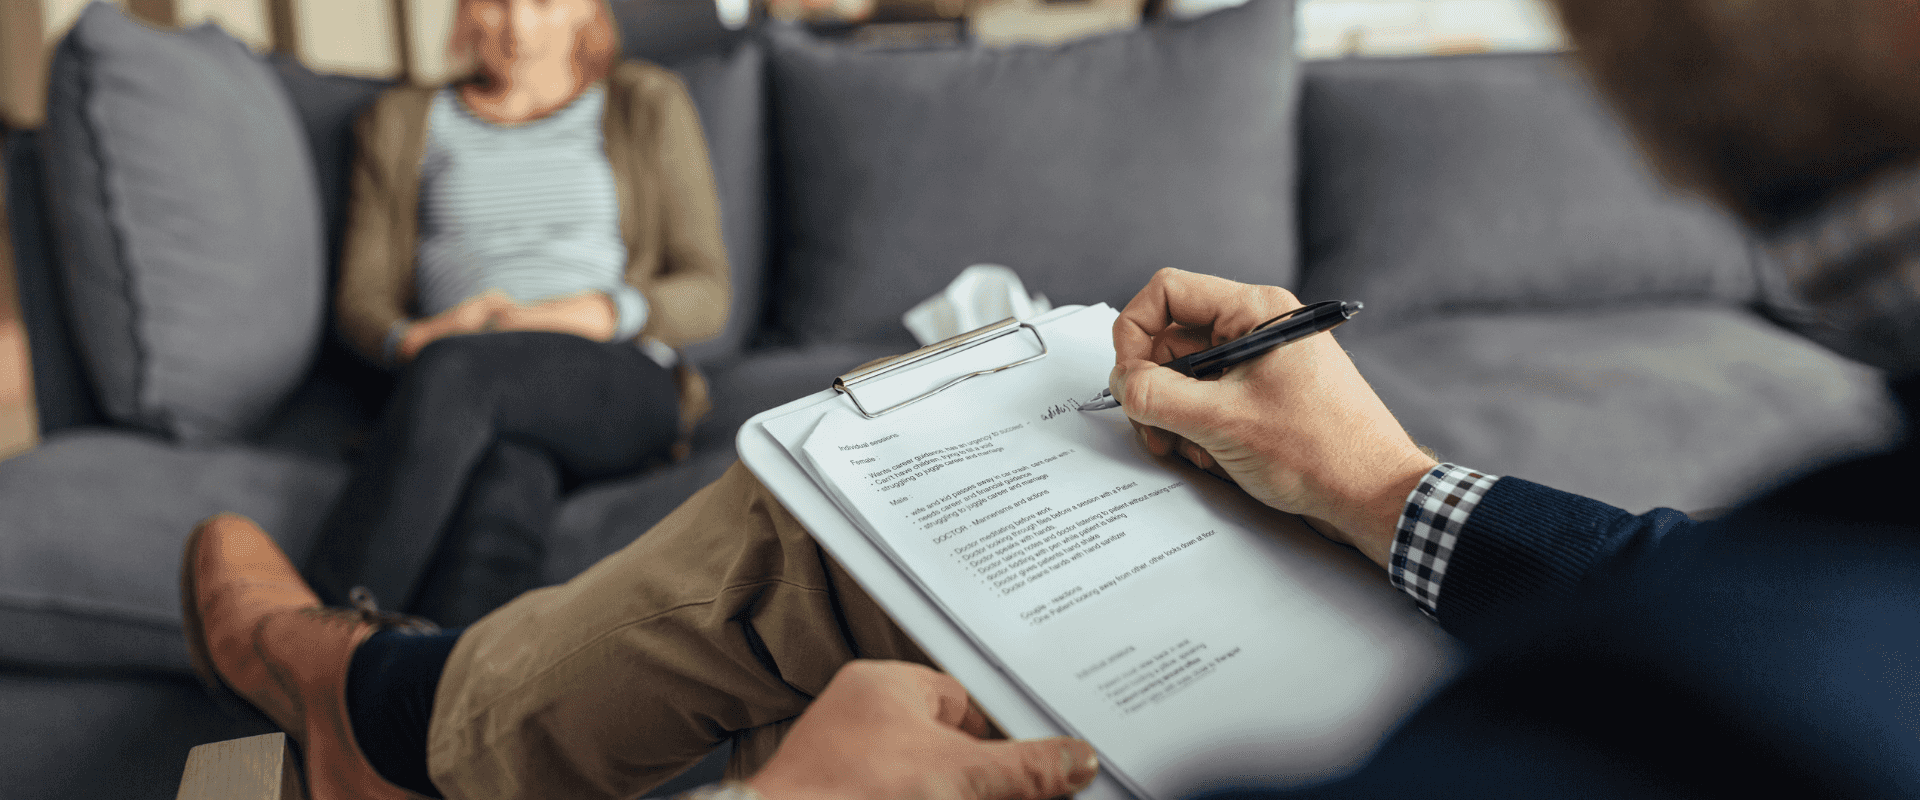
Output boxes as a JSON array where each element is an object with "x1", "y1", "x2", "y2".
[{"x1": 0, "y1": 168, "x2": 40, "y2": 460}]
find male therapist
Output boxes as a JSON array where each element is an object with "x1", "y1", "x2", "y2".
[
  {"x1": 182, "y1": 0, "x2": 1920, "y2": 798},
  {"x1": 744, "y1": 0, "x2": 1920, "y2": 796}
]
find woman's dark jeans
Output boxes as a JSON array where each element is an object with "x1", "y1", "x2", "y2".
[{"x1": 305, "y1": 331, "x2": 680, "y2": 626}]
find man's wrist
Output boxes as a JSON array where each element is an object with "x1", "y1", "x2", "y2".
[{"x1": 1326, "y1": 454, "x2": 1439, "y2": 571}]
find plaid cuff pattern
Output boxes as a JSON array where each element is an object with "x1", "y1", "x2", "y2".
[{"x1": 1390, "y1": 463, "x2": 1499, "y2": 615}]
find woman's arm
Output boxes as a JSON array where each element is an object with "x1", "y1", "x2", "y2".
[
  {"x1": 630, "y1": 70, "x2": 731, "y2": 349},
  {"x1": 335, "y1": 91, "x2": 427, "y2": 366}
]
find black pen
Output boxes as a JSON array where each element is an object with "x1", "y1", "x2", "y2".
[{"x1": 1078, "y1": 300, "x2": 1364, "y2": 412}]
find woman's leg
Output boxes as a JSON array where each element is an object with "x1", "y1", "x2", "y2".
[
  {"x1": 409, "y1": 441, "x2": 560, "y2": 626},
  {"x1": 305, "y1": 332, "x2": 680, "y2": 614}
]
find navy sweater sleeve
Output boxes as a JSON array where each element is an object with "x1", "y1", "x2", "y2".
[{"x1": 1434, "y1": 476, "x2": 1698, "y2": 647}]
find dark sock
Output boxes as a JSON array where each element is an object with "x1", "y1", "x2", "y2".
[{"x1": 346, "y1": 627, "x2": 465, "y2": 798}]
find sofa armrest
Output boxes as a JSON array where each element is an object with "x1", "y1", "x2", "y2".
[{"x1": 175, "y1": 733, "x2": 306, "y2": 800}]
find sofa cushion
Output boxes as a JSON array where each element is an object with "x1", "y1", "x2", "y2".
[
  {"x1": 765, "y1": 0, "x2": 1300, "y2": 345},
  {"x1": 0, "y1": 430, "x2": 347, "y2": 672},
  {"x1": 1341, "y1": 307, "x2": 1896, "y2": 514},
  {"x1": 0, "y1": 674, "x2": 270, "y2": 800},
  {"x1": 40, "y1": 4, "x2": 326, "y2": 443},
  {"x1": 1297, "y1": 54, "x2": 1759, "y2": 323}
]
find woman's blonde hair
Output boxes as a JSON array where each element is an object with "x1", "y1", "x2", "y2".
[{"x1": 449, "y1": 0, "x2": 622, "y2": 88}]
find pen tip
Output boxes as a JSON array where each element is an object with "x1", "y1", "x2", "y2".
[
  {"x1": 1343, "y1": 300, "x2": 1364, "y2": 316},
  {"x1": 1078, "y1": 391, "x2": 1117, "y2": 411}
]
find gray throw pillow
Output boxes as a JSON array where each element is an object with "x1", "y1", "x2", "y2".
[
  {"x1": 42, "y1": 3, "x2": 325, "y2": 442},
  {"x1": 1297, "y1": 54, "x2": 1759, "y2": 324},
  {"x1": 765, "y1": 0, "x2": 1299, "y2": 345}
]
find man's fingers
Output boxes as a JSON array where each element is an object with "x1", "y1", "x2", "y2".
[
  {"x1": 1114, "y1": 269, "x2": 1302, "y2": 363},
  {"x1": 968, "y1": 738, "x2": 1099, "y2": 800},
  {"x1": 840, "y1": 660, "x2": 974, "y2": 731},
  {"x1": 1110, "y1": 358, "x2": 1223, "y2": 444}
]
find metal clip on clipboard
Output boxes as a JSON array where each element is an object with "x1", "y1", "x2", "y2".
[{"x1": 833, "y1": 318, "x2": 1048, "y2": 418}]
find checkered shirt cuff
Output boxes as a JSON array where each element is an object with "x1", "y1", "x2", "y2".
[{"x1": 1390, "y1": 463, "x2": 1499, "y2": 616}]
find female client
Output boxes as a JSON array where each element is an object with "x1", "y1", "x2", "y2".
[{"x1": 303, "y1": 0, "x2": 730, "y2": 628}]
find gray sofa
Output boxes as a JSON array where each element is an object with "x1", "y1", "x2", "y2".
[{"x1": 0, "y1": 1, "x2": 1898, "y2": 798}]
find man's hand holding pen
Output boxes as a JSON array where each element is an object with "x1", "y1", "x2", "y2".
[{"x1": 1106, "y1": 268, "x2": 1435, "y2": 570}]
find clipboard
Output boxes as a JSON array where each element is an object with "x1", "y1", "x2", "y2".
[
  {"x1": 737, "y1": 305, "x2": 1459, "y2": 799},
  {"x1": 737, "y1": 306, "x2": 1137, "y2": 800}
]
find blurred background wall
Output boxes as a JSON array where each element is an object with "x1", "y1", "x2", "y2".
[{"x1": 0, "y1": 0, "x2": 1562, "y2": 128}]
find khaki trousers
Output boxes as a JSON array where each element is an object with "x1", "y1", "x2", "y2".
[{"x1": 424, "y1": 461, "x2": 932, "y2": 800}]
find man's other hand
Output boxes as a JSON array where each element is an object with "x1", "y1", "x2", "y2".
[
  {"x1": 746, "y1": 660, "x2": 1099, "y2": 800},
  {"x1": 1109, "y1": 269, "x2": 1436, "y2": 569}
]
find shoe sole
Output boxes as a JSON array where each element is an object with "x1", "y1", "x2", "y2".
[{"x1": 179, "y1": 520, "x2": 279, "y2": 730}]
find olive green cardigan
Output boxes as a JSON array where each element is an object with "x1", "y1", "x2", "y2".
[{"x1": 335, "y1": 61, "x2": 729, "y2": 433}]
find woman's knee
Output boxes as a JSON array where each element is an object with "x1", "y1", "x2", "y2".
[{"x1": 408, "y1": 334, "x2": 500, "y2": 389}]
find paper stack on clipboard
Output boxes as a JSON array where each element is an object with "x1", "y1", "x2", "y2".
[{"x1": 737, "y1": 304, "x2": 1460, "y2": 800}]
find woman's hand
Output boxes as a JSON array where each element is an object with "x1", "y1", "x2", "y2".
[
  {"x1": 489, "y1": 291, "x2": 619, "y2": 341},
  {"x1": 746, "y1": 660, "x2": 1098, "y2": 800},
  {"x1": 396, "y1": 291, "x2": 622, "y2": 364},
  {"x1": 396, "y1": 289, "x2": 516, "y2": 364},
  {"x1": 1107, "y1": 269, "x2": 1435, "y2": 570}
]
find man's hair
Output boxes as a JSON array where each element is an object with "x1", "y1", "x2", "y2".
[
  {"x1": 1550, "y1": 0, "x2": 1920, "y2": 230},
  {"x1": 450, "y1": 0, "x2": 621, "y2": 89}
]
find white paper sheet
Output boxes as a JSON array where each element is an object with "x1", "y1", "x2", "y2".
[{"x1": 766, "y1": 305, "x2": 1458, "y2": 799}]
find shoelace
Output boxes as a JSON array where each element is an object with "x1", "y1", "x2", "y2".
[{"x1": 300, "y1": 587, "x2": 441, "y2": 634}]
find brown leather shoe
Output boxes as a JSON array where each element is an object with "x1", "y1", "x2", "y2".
[{"x1": 181, "y1": 513, "x2": 436, "y2": 800}]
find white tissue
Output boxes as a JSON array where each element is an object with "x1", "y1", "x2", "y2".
[{"x1": 902, "y1": 264, "x2": 1053, "y2": 346}]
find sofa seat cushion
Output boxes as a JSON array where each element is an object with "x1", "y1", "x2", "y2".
[
  {"x1": 1298, "y1": 53, "x2": 1759, "y2": 323},
  {"x1": 0, "y1": 430, "x2": 346, "y2": 672},
  {"x1": 0, "y1": 673, "x2": 269, "y2": 800},
  {"x1": 1342, "y1": 306, "x2": 1897, "y2": 514},
  {"x1": 765, "y1": 0, "x2": 1300, "y2": 345},
  {"x1": 40, "y1": 5, "x2": 326, "y2": 443}
]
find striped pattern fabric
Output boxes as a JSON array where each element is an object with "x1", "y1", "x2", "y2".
[{"x1": 416, "y1": 84, "x2": 647, "y2": 340}]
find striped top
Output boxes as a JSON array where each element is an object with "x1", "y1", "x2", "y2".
[{"x1": 411, "y1": 84, "x2": 646, "y2": 340}]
